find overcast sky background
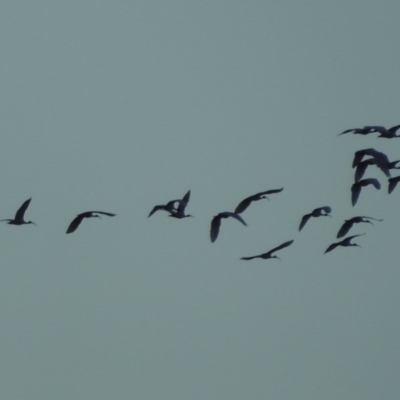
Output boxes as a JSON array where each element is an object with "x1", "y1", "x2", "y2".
[{"x1": 0, "y1": 1, "x2": 399, "y2": 399}]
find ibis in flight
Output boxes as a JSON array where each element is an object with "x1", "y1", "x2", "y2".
[
  {"x1": 299, "y1": 206, "x2": 332, "y2": 231},
  {"x1": 66, "y1": 211, "x2": 116, "y2": 234},
  {"x1": 148, "y1": 190, "x2": 192, "y2": 218},
  {"x1": 234, "y1": 188, "x2": 283, "y2": 214},
  {"x1": 210, "y1": 212, "x2": 247, "y2": 243},
  {"x1": 336, "y1": 216, "x2": 382, "y2": 238},
  {"x1": 241, "y1": 239, "x2": 294, "y2": 261},
  {"x1": 324, "y1": 234, "x2": 365, "y2": 254},
  {"x1": 0, "y1": 198, "x2": 36, "y2": 226}
]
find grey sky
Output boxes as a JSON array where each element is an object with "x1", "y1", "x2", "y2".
[{"x1": 0, "y1": 1, "x2": 399, "y2": 399}]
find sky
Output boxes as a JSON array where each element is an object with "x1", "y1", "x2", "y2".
[{"x1": 0, "y1": 1, "x2": 399, "y2": 399}]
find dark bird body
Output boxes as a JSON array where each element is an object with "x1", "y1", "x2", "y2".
[
  {"x1": 148, "y1": 190, "x2": 192, "y2": 218},
  {"x1": 324, "y1": 234, "x2": 365, "y2": 254},
  {"x1": 351, "y1": 178, "x2": 381, "y2": 206},
  {"x1": 234, "y1": 188, "x2": 283, "y2": 214},
  {"x1": 241, "y1": 240, "x2": 294, "y2": 261},
  {"x1": 66, "y1": 211, "x2": 116, "y2": 234},
  {"x1": 364, "y1": 124, "x2": 400, "y2": 138},
  {"x1": 210, "y1": 212, "x2": 247, "y2": 243},
  {"x1": 0, "y1": 198, "x2": 36, "y2": 226},
  {"x1": 299, "y1": 206, "x2": 331, "y2": 231},
  {"x1": 336, "y1": 216, "x2": 382, "y2": 238}
]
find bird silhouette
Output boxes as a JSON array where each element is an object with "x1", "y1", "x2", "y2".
[
  {"x1": 241, "y1": 239, "x2": 294, "y2": 261},
  {"x1": 352, "y1": 148, "x2": 398, "y2": 178},
  {"x1": 234, "y1": 188, "x2": 283, "y2": 214},
  {"x1": 299, "y1": 206, "x2": 331, "y2": 231},
  {"x1": 364, "y1": 124, "x2": 400, "y2": 138},
  {"x1": 0, "y1": 198, "x2": 36, "y2": 226},
  {"x1": 148, "y1": 190, "x2": 192, "y2": 218},
  {"x1": 351, "y1": 178, "x2": 381, "y2": 206},
  {"x1": 336, "y1": 216, "x2": 382, "y2": 238},
  {"x1": 388, "y1": 176, "x2": 400, "y2": 194},
  {"x1": 338, "y1": 127, "x2": 375, "y2": 136},
  {"x1": 210, "y1": 212, "x2": 247, "y2": 243},
  {"x1": 66, "y1": 211, "x2": 116, "y2": 234},
  {"x1": 324, "y1": 234, "x2": 365, "y2": 254}
]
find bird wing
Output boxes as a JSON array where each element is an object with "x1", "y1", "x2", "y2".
[
  {"x1": 259, "y1": 188, "x2": 284, "y2": 196},
  {"x1": 351, "y1": 184, "x2": 361, "y2": 206},
  {"x1": 355, "y1": 161, "x2": 371, "y2": 182},
  {"x1": 181, "y1": 190, "x2": 191, "y2": 204},
  {"x1": 234, "y1": 197, "x2": 253, "y2": 214},
  {"x1": 337, "y1": 220, "x2": 353, "y2": 238},
  {"x1": 388, "y1": 124, "x2": 400, "y2": 135},
  {"x1": 15, "y1": 198, "x2": 32, "y2": 221},
  {"x1": 89, "y1": 211, "x2": 116, "y2": 217},
  {"x1": 299, "y1": 213, "x2": 311, "y2": 231},
  {"x1": 361, "y1": 216, "x2": 383, "y2": 222},
  {"x1": 339, "y1": 129, "x2": 354, "y2": 135},
  {"x1": 148, "y1": 205, "x2": 165, "y2": 217},
  {"x1": 210, "y1": 216, "x2": 222, "y2": 243},
  {"x1": 343, "y1": 233, "x2": 365, "y2": 245},
  {"x1": 324, "y1": 242, "x2": 339, "y2": 254},
  {"x1": 266, "y1": 239, "x2": 294, "y2": 256},
  {"x1": 230, "y1": 213, "x2": 247, "y2": 226},
  {"x1": 177, "y1": 191, "x2": 191, "y2": 213},
  {"x1": 66, "y1": 214, "x2": 85, "y2": 234},
  {"x1": 388, "y1": 176, "x2": 400, "y2": 194},
  {"x1": 240, "y1": 255, "x2": 260, "y2": 261},
  {"x1": 365, "y1": 178, "x2": 381, "y2": 190}
]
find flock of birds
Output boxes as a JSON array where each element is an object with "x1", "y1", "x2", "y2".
[{"x1": 1, "y1": 124, "x2": 399, "y2": 261}]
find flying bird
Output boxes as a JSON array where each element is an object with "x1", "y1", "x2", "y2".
[
  {"x1": 210, "y1": 212, "x2": 247, "y2": 243},
  {"x1": 351, "y1": 178, "x2": 381, "y2": 206},
  {"x1": 388, "y1": 176, "x2": 400, "y2": 194},
  {"x1": 234, "y1": 188, "x2": 283, "y2": 214},
  {"x1": 336, "y1": 216, "x2": 382, "y2": 238},
  {"x1": 364, "y1": 124, "x2": 400, "y2": 138},
  {"x1": 324, "y1": 234, "x2": 365, "y2": 254},
  {"x1": 241, "y1": 239, "x2": 294, "y2": 261},
  {"x1": 148, "y1": 190, "x2": 192, "y2": 218},
  {"x1": 66, "y1": 211, "x2": 116, "y2": 234},
  {"x1": 0, "y1": 198, "x2": 36, "y2": 226},
  {"x1": 352, "y1": 148, "x2": 399, "y2": 178},
  {"x1": 299, "y1": 206, "x2": 332, "y2": 231},
  {"x1": 338, "y1": 127, "x2": 375, "y2": 136}
]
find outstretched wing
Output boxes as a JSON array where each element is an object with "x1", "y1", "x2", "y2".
[
  {"x1": 210, "y1": 216, "x2": 222, "y2": 243},
  {"x1": 66, "y1": 214, "x2": 85, "y2": 234},
  {"x1": 177, "y1": 190, "x2": 191, "y2": 213},
  {"x1": 267, "y1": 239, "x2": 294, "y2": 256},
  {"x1": 234, "y1": 197, "x2": 253, "y2": 214},
  {"x1": 299, "y1": 213, "x2": 311, "y2": 231},
  {"x1": 240, "y1": 255, "x2": 260, "y2": 261},
  {"x1": 388, "y1": 176, "x2": 400, "y2": 194},
  {"x1": 351, "y1": 184, "x2": 361, "y2": 206},
  {"x1": 324, "y1": 242, "x2": 339, "y2": 254},
  {"x1": 15, "y1": 198, "x2": 32, "y2": 221},
  {"x1": 364, "y1": 178, "x2": 381, "y2": 190},
  {"x1": 230, "y1": 213, "x2": 247, "y2": 226},
  {"x1": 337, "y1": 220, "x2": 353, "y2": 238},
  {"x1": 89, "y1": 211, "x2": 116, "y2": 217}
]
